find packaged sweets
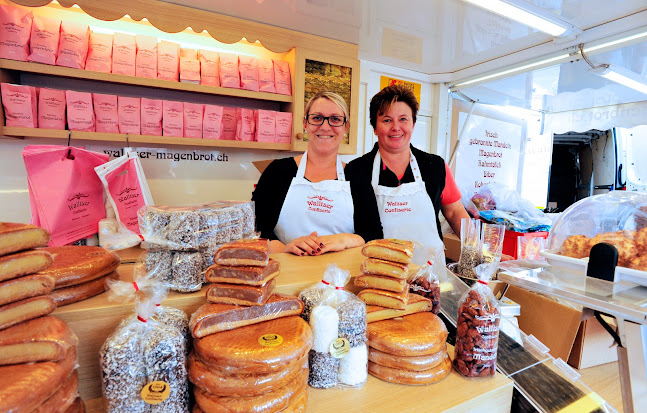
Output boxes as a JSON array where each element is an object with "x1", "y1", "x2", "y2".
[
  {"x1": 255, "y1": 110, "x2": 276, "y2": 143},
  {"x1": 163, "y1": 100, "x2": 183, "y2": 137},
  {"x1": 221, "y1": 107, "x2": 237, "y2": 140},
  {"x1": 453, "y1": 263, "x2": 501, "y2": 377},
  {"x1": 183, "y1": 102, "x2": 203, "y2": 138},
  {"x1": 140, "y1": 98, "x2": 163, "y2": 136},
  {"x1": 0, "y1": 4, "x2": 32, "y2": 61},
  {"x1": 409, "y1": 247, "x2": 444, "y2": 314},
  {"x1": 158, "y1": 41, "x2": 180, "y2": 81},
  {"x1": 219, "y1": 52, "x2": 240, "y2": 89},
  {"x1": 136, "y1": 35, "x2": 158, "y2": 79},
  {"x1": 111, "y1": 33, "x2": 136, "y2": 76},
  {"x1": 56, "y1": 21, "x2": 89, "y2": 69},
  {"x1": 457, "y1": 218, "x2": 481, "y2": 279},
  {"x1": 1, "y1": 83, "x2": 37, "y2": 128},
  {"x1": 258, "y1": 58, "x2": 276, "y2": 93},
  {"x1": 93, "y1": 93, "x2": 119, "y2": 133},
  {"x1": 239, "y1": 55, "x2": 259, "y2": 91},
  {"x1": 28, "y1": 15, "x2": 60, "y2": 65},
  {"x1": 298, "y1": 263, "x2": 349, "y2": 323},
  {"x1": 66, "y1": 91, "x2": 95, "y2": 132},
  {"x1": 199, "y1": 50, "x2": 219, "y2": 87},
  {"x1": 273, "y1": 59, "x2": 291, "y2": 95},
  {"x1": 85, "y1": 32, "x2": 113, "y2": 73},
  {"x1": 235, "y1": 108, "x2": 255, "y2": 141},
  {"x1": 117, "y1": 96, "x2": 141, "y2": 134},
  {"x1": 275, "y1": 112, "x2": 292, "y2": 144},
  {"x1": 203, "y1": 104, "x2": 223, "y2": 140},
  {"x1": 179, "y1": 48, "x2": 200, "y2": 84},
  {"x1": 38, "y1": 88, "x2": 66, "y2": 130}
]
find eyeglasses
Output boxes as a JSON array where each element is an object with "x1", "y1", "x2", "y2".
[{"x1": 305, "y1": 114, "x2": 347, "y2": 127}]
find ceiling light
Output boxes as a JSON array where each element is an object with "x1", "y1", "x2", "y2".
[
  {"x1": 590, "y1": 64, "x2": 647, "y2": 95},
  {"x1": 462, "y1": 0, "x2": 573, "y2": 37}
]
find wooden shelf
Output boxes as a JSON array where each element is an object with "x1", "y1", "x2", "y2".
[
  {"x1": 1, "y1": 126, "x2": 293, "y2": 150},
  {"x1": 0, "y1": 59, "x2": 292, "y2": 103}
]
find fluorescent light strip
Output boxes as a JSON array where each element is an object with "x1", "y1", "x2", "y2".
[
  {"x1": 591, "y1": 65, "x2": 647, "y2": 95},
  {"x1": 462, "y1": 0, "x2": 569, "y2": 37},
  {"x1": 583, "y1": 30, "x2": 647, "y2": 53}
]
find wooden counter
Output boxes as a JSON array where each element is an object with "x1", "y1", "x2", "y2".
[{"x1": 53, "y1": 247, "x2": 513, "y2": 412}]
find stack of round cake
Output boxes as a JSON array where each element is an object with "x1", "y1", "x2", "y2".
[{"x1": 367, "y1": 312, "x2": 452, "y2": 385}]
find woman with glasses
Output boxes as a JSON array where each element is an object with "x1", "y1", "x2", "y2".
[
  {"x1": 252, "y1": 91, "x2": 364, "y2": 255},
  {"x1": 345, "y1": 84, "x2": 469, "y2": 259}
]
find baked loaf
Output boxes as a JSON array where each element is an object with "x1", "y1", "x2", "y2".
[
  {"x1": 50, "y1": 272, "x2": 115, "y2": 307},
  {"x1": 215, "y1": 238, "x2": 270, "y2": 266},
  {"x1": 367, "y1": 312, "x2": 448, "y2": 356},
  {"x1": 194, "y1": 368, "x2": 307, "y2": 413},
  {"x1": 64, "y1": 398, "x2": 85, "y2": 413},
  {"x1": 0, "y1": 295, "x2": 57, "y2": 331},
  {"x1": 189, "y1": 351, "x2": 307, "y2": 397},
  {"x1": 190, "y1": 294, "x2": 303, "y2": 338},
  {"x1": 354, "y1": 273, "x2": 407, "y2": 293},
  {"x1": 206, "y1": 279, "x2": 276, "y2": 306},
  {"x1": 280, "y1": 387, "x2": 308, "y2": 413},
  {"x1": 0, "y1": 222, "x2": 50, "y2": 256},
  {"x1": 0, "y1": 273, "x2": 55, "y2": 306},
  {"x1": 361, "y1": 239, "x2": 414, "y2": 264},
  {"x1": 358, "y1": 288, "x2": 409, "y2": 310},
  {"x1": 0, "y1": 347, "x2": 76, "y2": 412},
  {"x1": 0, "y1": 250, "x2": 53, "y2": 282},
  {"x1": 368, "y1": 345, "x2": 447, "y2": 371},
  {"x1": 360, "y1": 258, "x2": 409, "y2": 279},
  {"x1": 368, "y1": 354, "x2": 451, "y2": 385},
  {"x1": 205, "y1": 259, "x2": 280, "y2": 286},
  {"x1": 33, "y1": 369, "x2": 79, "y2": 413},
  {"x1": 194, "y1": 316, "x2": 313, "y2": 374},
  {"x1": 0, "y1": 315, "x2": 77, "y2": 365},
  {"x1": 366, "y1": 293, "x2": 431, "y2": 323},
  {"x1": 38, "y1": 246, "x2": 120, "y2": 288}
]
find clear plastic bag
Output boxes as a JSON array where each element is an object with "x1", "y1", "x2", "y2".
[
  {"x1": 409, "y1": 247, "x2": 444, "y2": 314},
  {"x1": 453, "y1": 262, "x2": 501, "y2": 377},
  {"x1": 139, "y1": 249, "x2": 204, "y2": 293},
  {"x1": 298, "y1": 263, "x2": 349, "y2": 323},
  {"x1": 457, "y1": 218, "x2": 481, "y2": 278},
  {"x1": 517, "y1": 235, "x2": 546, "y2": 261},
  {"x1": 481, "y1": 222, "x2": 505, "y2": 266}
]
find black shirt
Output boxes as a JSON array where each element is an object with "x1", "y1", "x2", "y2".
[{"x1": 344, "y1": 143, "x2": 447, "y2": 242}]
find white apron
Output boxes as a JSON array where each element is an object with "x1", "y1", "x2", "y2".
[
  {"x1": 274, "y1": 151, "x2": 355, "y2": 244},
  {"x1": 371, "y1": 150, "x2": 444, "y2": 256}
]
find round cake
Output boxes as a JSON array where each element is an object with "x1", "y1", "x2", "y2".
[
  {"x1": 368, "y1": 354, "x2": 452, "y2": 385},
  {"x1": 38, "y1": 246, "x2": 120, "y2": 288},
  {"x1": 368, "y1": 345, "x2": 447, "y2": 371},
  {"x1": 367, "y1": 312, "x2": 448, "y2": 356}
]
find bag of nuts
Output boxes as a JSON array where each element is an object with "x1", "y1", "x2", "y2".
[
  {"x1": 453, "y1": 262, "x2": 501, "y2": 377},
  {"x1": 409, "y1": 248, "x2": 444, "y2": 314},
  {"x1": 457, "y1": 218, "x2": 482, "y2": 279}
]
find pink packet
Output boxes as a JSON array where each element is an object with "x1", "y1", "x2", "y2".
[
  {"x1": 118, "y1": 96, "x2": 141, "y2": 134},
  {"x1": 136, "y1": 35, "x2": 157, "y2": 79},
  {"x1": 219, "y1": 52, "x2": 240, "y2": 89},
  {"x1": 56, "y1": 21, "x2": 89, "y2": 69},
  {"x1": 255, "y1": 110, "x2": 276, "y2": 142},
  {"x1": 0, "y1": 5, "x2": 32, "y2": 61},
  {"x1": 235, "y1": 108, "x2": 255, "y2": 141},
  {"x1": 183, "y1": 102, "x2": 203, "y2": 138},
  {"x1": 140, "y1": 98, "x2": 162, "y2": 136},
  {"x1": 258, "y1": 59, "x2": 276, "y2": 93},
  {"x1": 85, "y1": 32, "x2": 112, "y2": 73},
  {"x1": 27, "y1": 15, "x2": 60, "y2": 65},
  {"x1": 273, "y1": 60, "x2": 292, "y2": 95},
  {"x1": 239, "y1": 55, "x2": 259, "y2": 92},
  {"x1": 105, "y1": 158, "x2": 146, "y2": 233},
  {"x1": 93, "y1": 93, "x2": 119, "y2": 133},
  {"x1": 221, "y1": 106, "x2": 237, "y2": 140},
  {"x1": 38, "y1": 88, "x2": 65, "y2": 130},
  {"x1": 66, "y1": 90, "x2": 95, "y2": 132},
  {"x1": 180, "y1": 48, "x2": 200, "y2": 83},
  {"x1": 199, "y1": 50, "x2": 219, "y2": 87},
  {"x1": 112, "y1": 33, "x2": 136, "y2": 76},
  {"x1": 203, "y1": 104, "x2": 223, "y2": 139},
  {"x1": 1, "y1": 83, "x2": 37, "y2": 128},
  {"x1": 163, "y1": 100, "x2": 183, "y2": 137},
  {"x1": 275, "y1": 112, "x2": 293, "y2": 143},
  {"x1": 158, "y1": 40, "x2": 179, "y2": 81}
]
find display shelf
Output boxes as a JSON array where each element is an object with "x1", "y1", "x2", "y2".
[{"x1": 0, "y1": 58, "x2": 293, "y2": 103}]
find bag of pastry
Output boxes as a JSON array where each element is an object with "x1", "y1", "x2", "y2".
[
  {"x1": 481, "y1": 222, "x2": 505, "y2": 267},
  {"x1": 308, "y1": 264, "x2": 367, "y2": 389},
  {"x1": 453, "y1": 262, "x2": 501, "y2": 377},
  {"x1": 457, "y1": 218, "x2": 482, "y2": 279},
  {"x1": 298, "y1": 263, "x2": 350, "y2": 323},
  {"x1": 409, "y1": 247, "x2": 445, "y2": 314}
]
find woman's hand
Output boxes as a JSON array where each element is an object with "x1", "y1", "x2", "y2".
[
  {"x1": 283, "y1": 231, "x2": 323, "y2": 256},
  {"x1": 318, "y1": 234, "x2": 365, "y2": 254}
]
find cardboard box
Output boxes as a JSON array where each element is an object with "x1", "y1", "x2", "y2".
[
  {"x1": 443, "y1": 233, "x2": 461, "y2": 262},
  {"x1": 567, "y1": 313, "x2": 618, "y2": 369}
]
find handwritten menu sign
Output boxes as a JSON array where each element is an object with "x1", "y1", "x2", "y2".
[{"x1": 454, "y1": 113, "x2": 522, "y2": 193}]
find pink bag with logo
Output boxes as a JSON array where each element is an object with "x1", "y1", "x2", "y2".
[
  {"x1": 276, "y1": 112, "x2": 293, "y2": 143},
  {"x1": 184, "y1": 102, "x2": 203, "y2": 138},
  {"x1": 38, "y1": 88, "x2": 65, "y2": 130},
  {"x1": 221, "y1": 106, "x2": 237, "y2": 140},
  {"x1": 255, "y1": 110, "x2": 276, "y2": 142},
  {"x1": 163, "y1": 100, "x2": 183, "y2": 137},
  {"x1": 158, "y1": 40, "x2": 179, "y2": 81},
  {"x1": 274, "y1": 60, "x2": 292, "y2": 95},
  {"x1": 199, "y1": 50, "x2": 219, "y2": 87},
  {"x1": 104, "y1": 158, "x2": 146, "y2": 233},
  {"x1": 219, "y1": 52, "x2": 240, "y2": 89},
  {"x1": 56, "y1": 21, "x2": 89, "y2": 69},
  {"x1": 112, "y1": 33, "x2": 136, "y2": 76},
  {"x1": 85, "y1": 32, "x2": 112, "y2": 73},
  {"x1": 203, "y1": 104, "x2": 223, "y2": 139},
  {"x1": 258, "y1": 59, "x2": 276, "y2": 93},
  {"x1": 140, "y1": 98, "x2": 162, "y2": 136},
  {"x1": 66, "y1": 90, "x2": 95, "y2": 131},
  {"x1": 0, "y1": 4, "x2": 32, "y2": 61},
  {"x1": 135, "y1": 35, "x2": 157, "y2": 79},
  {"x1": 118, "y1": 96, "x2": 140, "y2": 134},
  {"x1": 27, "y1": 15, "x2": 60, "y2": 65},
  {"x1": 93, "y1": 93, "x2": 119, "y2": 133},
  {"x1": 1, "y1": 83, "x2": 37, "y2": 128},
  {"x1": 22, "y1": 145, "x2": 109, "y2": 246},
  {"x1": 239, "y1": 55, "x2": 259, "y2": 92},
  {"x1": 180, "y1": 48, "x2": 200, "y2": 83},
  {"x1": 236, "y1": 108, "x2": 255, "y2": 141}
]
